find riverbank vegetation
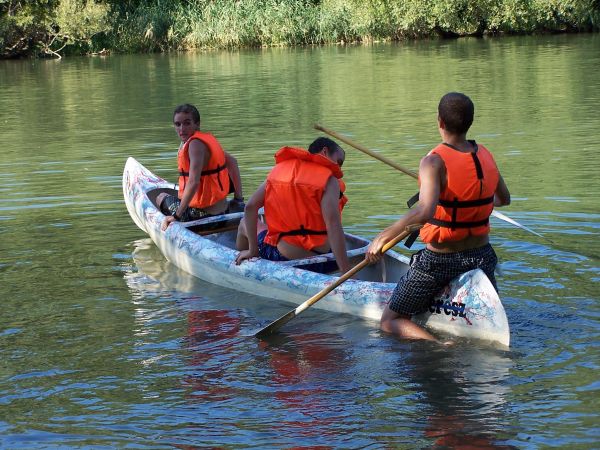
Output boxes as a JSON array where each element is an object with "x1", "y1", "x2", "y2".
[{"x1": 1, "y1": 0, "x2": 598, "y2": 58}]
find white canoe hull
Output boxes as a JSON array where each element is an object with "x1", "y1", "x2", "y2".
[{"x1": 123, "y1": 157, "x2": 510, "y2": 347}]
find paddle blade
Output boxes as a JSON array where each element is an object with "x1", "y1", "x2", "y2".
[
  {"x1": 254, "y1": 309, "x2": 297, "y2": 338},
  {"x1": 491, "y1": 210, "x2": 545, "y2": 239}
]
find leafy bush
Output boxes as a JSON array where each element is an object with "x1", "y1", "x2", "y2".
[
  {"x1": 46, "y1": 0, "x2": 111, "y2": 56},
  {"x1": 1, "y1": 0, "x2": 598, "y2": 57},
  {"x1": 1, "y1": 0, "x2": 57, "y2": 58}
]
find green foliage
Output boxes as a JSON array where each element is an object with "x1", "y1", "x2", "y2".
[
  {"x1": 1, "y1": 0, "x2": 598, "y2": 57},
  {"x1": 1, "y1": 0, "x2": 57, "y2": 57},
  {"x1": 179, "y1": 0, "x2": 325, "y2": 48},
  {"x1": 46, "y1": 0, "x2": 111, "y2": 56},
  {"x1": 1, "y1": 0, "x2": 109, "y2": 57},
  {"x1": 478, "y1": 0, "x2": 600, "y2": 33}
]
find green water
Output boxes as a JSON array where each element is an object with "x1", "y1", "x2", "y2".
[{"x1": 1, "y1": 34, "x2": 598, "y2": 448}]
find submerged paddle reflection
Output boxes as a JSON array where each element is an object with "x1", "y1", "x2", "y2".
[
  {"x1": 182, "y1": 309, "x2": 243, "y2": 402},
  {"x1": 259, "y1": 332, "x2": 353, "y2": 437}
]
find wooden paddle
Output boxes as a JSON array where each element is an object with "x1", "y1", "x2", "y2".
[
  {"x1": 315, "y1": 124, "x2": 418, "y2": 179},
  {"x1": 254, "y1": 224, "x2": 422, "y2": 339},
  {"x1": 314, "y1": 123, "x2": 545, "y2": 239}
]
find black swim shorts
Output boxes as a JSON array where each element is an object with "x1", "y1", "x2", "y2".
[
  {"x1": 388, "y1": 244, "x2": 498, "y2": 316},
  {"x1": 160, "y1": 194, "x2": 214, "y2": 222}
]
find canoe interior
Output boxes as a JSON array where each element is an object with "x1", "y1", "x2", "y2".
[
  {"x1": 147, "y1": 186, "x2": 177, "y2": 207},
  {"x1": 146, "y1": 187, "x2": 409, "y2": 283}
]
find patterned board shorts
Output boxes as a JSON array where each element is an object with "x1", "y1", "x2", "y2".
[
  {"x1": 257, "y1": 230, "x2": 289, "y2": 261},
  {"x1": 388, "y1": 244, "x2": 498, "y2": 316}
]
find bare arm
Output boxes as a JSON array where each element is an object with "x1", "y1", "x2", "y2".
[
  {"x1": 494, "y1": 174, "x2": 511, "y2": 207},
  {"x1": 224, "y1": 150, "x2": 243, "y2": 200},
  {"x1": 179, "y1": 140, "x2": 208, "y2": 211},
  {"x1": 162, "y1": 140, "x2": 208, "y2": 230},
  {"x1": 321, "y1": 177, "x2": 351, "y2": 274},
  {"x1": 365, "y1": 154, "x2": 442, "y2": 263},
  {"x1": 235, "y1": 182, "x2": 266, "y2": 264}
]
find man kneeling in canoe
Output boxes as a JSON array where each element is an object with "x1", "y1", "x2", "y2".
[{"x1": 235, "y1": 137, "x2": 351, "y2": 274}]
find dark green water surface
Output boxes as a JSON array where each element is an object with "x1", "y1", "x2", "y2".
[{"x1": 1, "y1": 34, "x2": 598, "y2": 448}]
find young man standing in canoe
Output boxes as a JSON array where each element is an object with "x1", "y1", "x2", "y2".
[
  {"x1": 366, "y1": 92, "x2": 511, "y2": 342},
  {"x1": 235, "y1": 137, "x2": 351, "y2": 274},
  {"x1": 158, "y1": 104, "x2": 244, "y2": 231}
]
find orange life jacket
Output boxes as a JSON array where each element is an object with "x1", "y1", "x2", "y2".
[
  {"x1": 420, "y1": 142, "x2": 499, "y2": 243},
  {"x1": 264, "y1": 146, "x2": 346, "y2": 251},
  {"x1": 177, "y1": 131, "x2": 230, "y2": 209}
]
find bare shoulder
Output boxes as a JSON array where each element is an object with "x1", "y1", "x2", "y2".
[
  {"x1": 189, "y1": 138, "x2": 209, "y2": 154},
  {"x1": 325, "y1": 175, "x2": 341, "y2": 192},
  {"x1": 188, "y1": 139, "x2": 210, "y2": 165},
  {"x1": 321, "y1": 176, "x2": 341, "y2": 209},
  {"x1": 420, "y1": 152, "x2": 444, "y2": 174},
  {"x1": 419, "y1": 152, "x2": 446, "y2": 189}
]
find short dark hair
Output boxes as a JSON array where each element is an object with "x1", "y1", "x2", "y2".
[
  {"x1": 438, "y1": 93, "x2": 474, "y2": 134},
  {"x1": 173, "y1": 104, "x2": 200, "y2": 124},
  {"x1": 308, "y1": 137, "x2": 343, "y2": 157}
]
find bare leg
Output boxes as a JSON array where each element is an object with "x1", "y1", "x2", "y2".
[
  {"x1": 156, "y1": 192, "x2": 169, "y2": 208},
  {"x1": 380, "y1": 304, "x2": 439, "y2": 342},
  {"x1": 236, "y1": 217, "x2": 249, "y2": 250},
  {"x1": 236, "y1": 218, "x2": 268, "y2": 251}
]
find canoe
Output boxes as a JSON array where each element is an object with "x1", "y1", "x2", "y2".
[{"x1": 123, "y1": 157, "x2": 510, "y2": 347}]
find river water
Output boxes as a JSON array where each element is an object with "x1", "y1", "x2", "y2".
[{"x1": 1, "y1": 34, "x2": 599, "y2": 448}]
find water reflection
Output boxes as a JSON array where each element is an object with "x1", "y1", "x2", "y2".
[
  {"x1": 126, "y1": 240, "x2": 357, "y2": 446},
  {"x1": 405, "y1": 345, "x2": 516, "y2": 448},
  {"x1": 126, "y1": 237, "x2": 521, "y2": 447},
  {"x1": 183, "y1": 308, "x2": 242, "y2": 403},
  {"x1": 259, "y1": 332, "x2": 351, "y2": 442}
]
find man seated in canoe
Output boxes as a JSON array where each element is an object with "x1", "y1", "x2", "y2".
[
  {"x1": 158, "y1": 103, "x2": 244, "y2": 231},
  {"x1": 366, "y1": 92, "x2": 511, "y2": 342},
  {"x1": 235, "y1": 137, "x2": 351, "y2": 274}
]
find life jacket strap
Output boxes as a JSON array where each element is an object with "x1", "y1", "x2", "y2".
[
  {"x1": 427, "y1": 217, "x2": 489, "y2": 230},
  {"x1": 279, "y1": 225, "x2": 328, "y2": 238},
  {"x1": 200, "y1": 163, "x2": 227, "y2": 176},
  {"x1": 407, "y1": 191, "x2": 420, "y2": 208},
  {"x1": 179, "y1": 163, "x2": 227, "y2": 190},
  {"x1": 404, "y1": 230, "x2": 420, "y2": 249},
  {"x1": 179, "y1": 163, "x2": 227, "y2": 178},
  {"x1": 438, "y1": 195, "x2": 494, "y2": 208}
]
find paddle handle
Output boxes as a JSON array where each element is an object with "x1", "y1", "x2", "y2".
[{"x1": 314, "y1": 123, "x2": 418, "y2": 179}]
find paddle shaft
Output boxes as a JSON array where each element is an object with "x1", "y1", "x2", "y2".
[
  {"x1": 315, "y1": 123, "x2": 545, "y2": 239},
  {"x1": 254, "y1": 225, "x2": 420, "y2": 338},
  {"x1": 315, "y1": 124, "x2": 418, "y2": 179}
]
